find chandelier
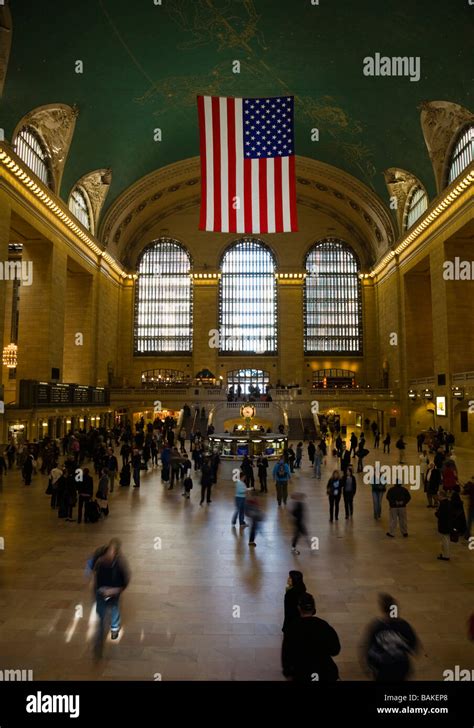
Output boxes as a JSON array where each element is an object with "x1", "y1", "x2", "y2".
[{"x1": 2, "y1": 343, "x2": 18, "y2": 368}]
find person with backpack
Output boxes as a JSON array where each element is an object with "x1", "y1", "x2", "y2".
[
  {"x1": 342, "y1": 466, "x2": 357, "y2": 519},
  {"x1": 272, "y1": 457, "x2": 291, "y2": 506},
  {"x1": 362, "y1": 593, "x2": 419, "y2": 681},
  {"x1": 49, "y1": 463, "x2": 64, "y2": 509},
  {"x1": 386, "y1": 481, "x2": 411, "y2": 537},
  {"x1": 356, "y1": 441, "x2": 369, "y2": 473},
  {"x1": 395, "y1": 435, "x2": 406, "y2": 464},
  {"x1": 327, "y1": 469, "x2": 342, "y2": 522},
  {"x1": 90, "y1": 538, "x2": 130, "y2": 658},
  {"x1": 382, "y1": 433, "x2": 391, "y2": 454}
]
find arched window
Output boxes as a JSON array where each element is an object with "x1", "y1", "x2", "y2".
[
  {"x1": 305, "y1": 239, "x2": 362, "y2": 354},
  {"x1": 134, "y1": 239, "x2": 192, "y2": 354},
  {"x1": 68, "y1": 187, "x2": 92, "y2": 231},
  {"x1": 404, "y1": 186, "x2": 428, "y2": 231},
  {"x1": 219, "y1": 238, "x2": 277, "y2": 354},
  {"x1": 14, "y1": 126, "x2": 52, "y2": 188},
  {"x1": 227, "y1": 369, "x2": 270, "y2": 395},
  {"x1": 448, "y1": 125, "x2": 474, "y2": 184}
]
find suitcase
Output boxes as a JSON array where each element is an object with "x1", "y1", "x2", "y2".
[{"x1": 85, "y1": 499, "x2": 101, "y2": 523}]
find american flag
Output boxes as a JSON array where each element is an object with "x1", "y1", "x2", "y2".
[{"x1": 197, "y1": 95, "x2": 298, "y2": 234}]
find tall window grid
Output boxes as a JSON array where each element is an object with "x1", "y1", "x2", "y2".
[
  {"x1": 14, "y1": 127, "x2": 52, "y2": 188},
  {"x1": 404, "y1": 186, "x2": 428, "y2": 231},
  {"x1": 227, "y1": 369, "x2": 270, "y2": 394},
  {"x1": 448, "y1": 125, "x2": 474, "y2": 184},
  {"x1": 304, "y1": 240, "x2": 362, "y2": 354},
  {"x1": 69, "y1": 187, "x2": 92, "y2": 231},
  {"x1": 134, "y1": 239, "x2": 192, "y2": 354},
  {"x1": 219, "y1": 239, "x2": 277, "y2": 354}
]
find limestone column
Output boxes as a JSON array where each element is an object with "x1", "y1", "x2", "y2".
[
  {"x1": 16, "y1": 239, "x2": 67, "y2": 384},
  {"x1": 277, "y1": 278, "x2": 304, "y2": 386},
  {"x1": 192, "y1": 277, "x2": 218, "y2": 378},
  {"x1": 429, "y1": 245, "x2": 452, "y2": 431}
]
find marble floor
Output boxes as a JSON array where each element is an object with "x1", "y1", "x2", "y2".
[{"x1": 0, "y1": 437, "x2": 473, "y2": 681}]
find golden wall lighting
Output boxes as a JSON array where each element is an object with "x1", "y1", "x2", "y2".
[{"x1": 2, "y1": 343, "x2": 18, "y2": 368}]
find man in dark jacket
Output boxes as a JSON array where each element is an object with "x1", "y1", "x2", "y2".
[
  {"x1": 282, "y1": 593, "x2": 341, "y2": 682},
  {"x1": 386, "y1": 481, "x2": 411, "y2": 537},
  {"x1": 92, "y1": 538, "x2": 130, "y2": 657},
  {"x1": 340, "y1": 444, "x2": 351, "y2": 475},
  {"x1": 199, "y1": 458, "x2": 214, "y2": 505}
]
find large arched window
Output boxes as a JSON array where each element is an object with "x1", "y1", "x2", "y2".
[
  {"x1": 134, "y1": 239, "x2": 192, "y2": 354},
  {"x1": 68, "y1": 187, "x2": 92, "y2": 231},
  {"x1": 404, "y1": 186, "x2": 428, "y2": 231},
  {"x1": 448, "y1": 125, "x2": 474, "y2": 184},
  {"x1": 227, "y1": 369, "x2": 270, "y2": 395},
  {"x1": 219, "y1": 239, "x2": 277, "y2": 354},
  {"x1": 14, "y1": 126, "x2": 52, "y2": 188},
  {"x1": 305, "y1": 239, "x2": 362, "y2": 354}
]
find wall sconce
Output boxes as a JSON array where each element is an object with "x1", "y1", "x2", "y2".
[
  {"x1": 408, "y1": 389, "x2": 417, "y2": 400},
  {"x1": 423, "y1": 389, "x2": 433, "y2": 400},
  {"x1": 452, "y1": 386, "x2": 464, "y2": 399}
]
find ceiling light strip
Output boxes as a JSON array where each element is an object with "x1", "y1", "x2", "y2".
[
  {"x1": 0, "y1": 149, "x2": 126, "y2": 277},
  {"x1": 370, "y1": 170, "x2": 474, "y2": 278}
]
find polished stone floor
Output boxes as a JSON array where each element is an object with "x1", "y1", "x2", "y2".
[{"x1": 0, "y1": 436, "x2": 473, "y2": 681}]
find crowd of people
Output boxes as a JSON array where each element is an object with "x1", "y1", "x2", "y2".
[{"x1": 4, "y1": 415, "x2": 473, "y2": 677}]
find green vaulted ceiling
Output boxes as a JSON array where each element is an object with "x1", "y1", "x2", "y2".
[{"x1": 2, "y1": 0, "x2": 473, "y2": 217}]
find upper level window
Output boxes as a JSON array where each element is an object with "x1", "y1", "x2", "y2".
[
  {"x1": 448, "y1": 125, "x2": 474, "y2": 184},
  {"x1": 14, "y1": 126, "x2": 52, "y2": 188},
  {"x1": 404, "y1": 186, "x2": 428, "y2": 231},
  {"x1": 305, "y1": 239, "x2": 362, "y2": 355},
  {"x1": 134, "y1": 239, "x2": 192, "y2": 355},
  {"x1": 219, "y1": 239, "x2": 277, "y2": 354},
  {"x1": 68, "y1": 187, "x2": 92, "y2": 231}
]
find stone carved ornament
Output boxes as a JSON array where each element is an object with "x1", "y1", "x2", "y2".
[
  {"x1": 383, "y1": 168, "x2": 425, "y2": 235},
  {"x1": 71, "y1": 169, "x2": 112, "y2": 235},
  {"x1": 13, "y1": 103, "x2": 79, "y2": 194},
  {"x1": 0, "y1": 2, "x2": 12, "y2": 97},
  {"x1": 419, "y1": 100, "x2": 474, "y2": 193}
]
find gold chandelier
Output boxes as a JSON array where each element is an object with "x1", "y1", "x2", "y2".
[{"x1": 2, "y1": 343, "x2": 18, "y2": 368}]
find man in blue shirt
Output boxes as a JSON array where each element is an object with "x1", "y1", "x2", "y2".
[
  {"x1": 272, "y1": 457, "x2": 291, "y2": 506},
  {"x1": 231, "y1": 472, "x2": 248, "y2": 526}
]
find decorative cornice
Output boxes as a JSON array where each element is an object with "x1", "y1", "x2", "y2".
[
  {"x1": 371, "y1": 165, "x2": 474, "y2": 279},
  {"x1": 419, "y1": 100, "x2": 474, "y2": 194},
  {"x1": 0, "y1": 143, "x2": 127, "y2": 282},
  {"x1": 12, "y1": 103, "x2": 79, "y2": 195},
  {"x1": 71, "y1": 168, "x2": 112, "y2": 236},
  {"x1": 383, "y1": 168, "x2": 426, "y2": 235}
]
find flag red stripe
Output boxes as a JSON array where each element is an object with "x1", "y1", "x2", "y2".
[
  {"x1": 259, "y1": 158, "x2": 268, "y2": 233},
  {"x1": 244, "y1": 158, "x2": 252, "y2": 233},
  {"x1": 197, "y1": 96, "x2": 207, "y2": 231},
  {"x1": 227, "y1": 98, "x2": 237, "y2": 233},
  {"x1": 274, "y1": 156, "x2": 283, "y2": 233},
  {"x1": 211, "y1": 97, "x2": 221, "y2": 232},
  {"x1": 289, "y1": 155, "x2": 298, "y2": 231}
]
